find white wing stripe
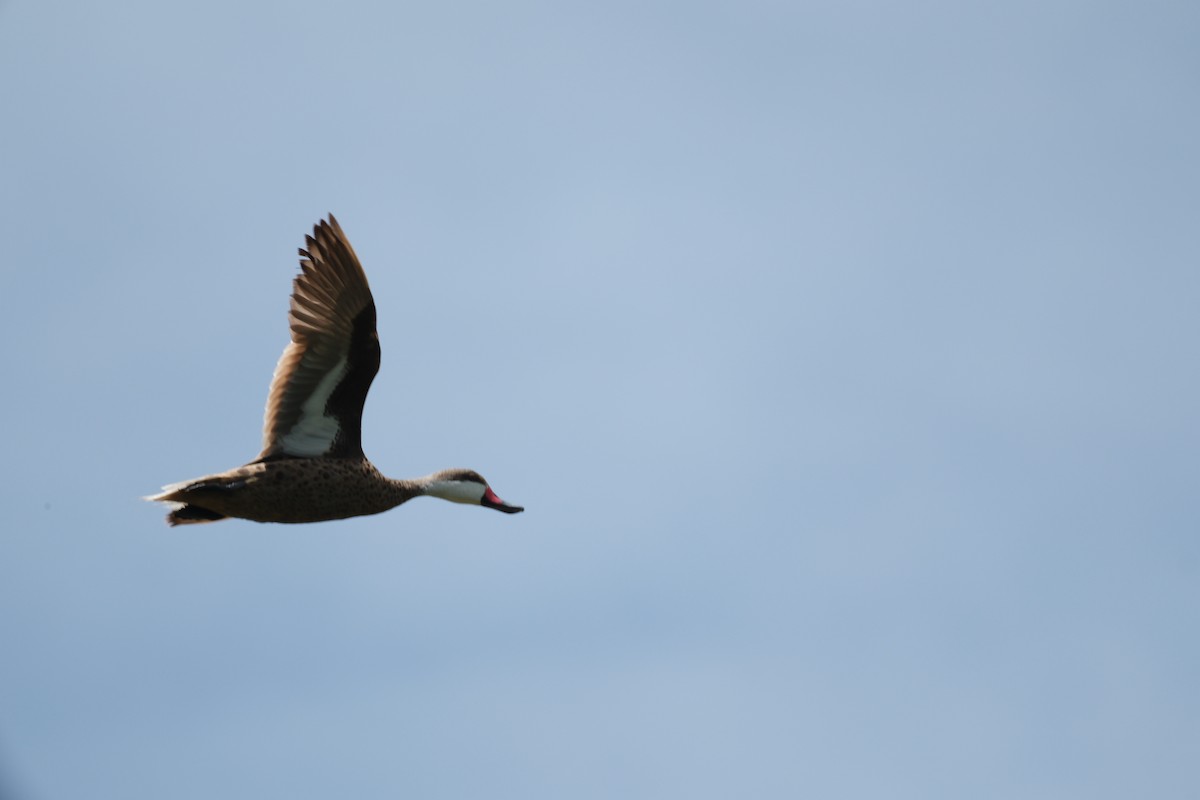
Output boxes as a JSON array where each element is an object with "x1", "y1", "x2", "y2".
[{"x1": 279, "y1": 357, "x2": 349, "y2": 456}]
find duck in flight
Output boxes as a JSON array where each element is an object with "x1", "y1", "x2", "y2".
[{"x1": 148, "y1": 215, "x2": 523, "y2": 525}]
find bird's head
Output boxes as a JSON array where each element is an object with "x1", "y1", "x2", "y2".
[{"x1": 424, "y1": 468, "x2": 524, "y2": 514}]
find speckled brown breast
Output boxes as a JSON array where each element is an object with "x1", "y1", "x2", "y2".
[{"x1": 175, "y1": 457, "x2": 419, "y2": 524}]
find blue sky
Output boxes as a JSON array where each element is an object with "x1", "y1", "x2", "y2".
[{"x1": 2, "y1": 1, "x2": 1198, "y2": 797}]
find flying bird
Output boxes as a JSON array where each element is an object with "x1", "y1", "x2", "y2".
[{"x1": 148, "y1": 216, "x2": 523, "y2": 525}]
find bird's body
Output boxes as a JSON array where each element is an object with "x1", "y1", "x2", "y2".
[
  {"x1": 153, "y1": 458, "x2": 415, "y2": 524},
  {"x1": 148, "y1": 216, "x2": 523, "y2": 526}
]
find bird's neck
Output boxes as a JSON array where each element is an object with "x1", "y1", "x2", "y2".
[
  {"x1": 383, "y1": 477, "x2": 427, "y2": 508},
  {"x1": 384, "y1": 474, "x2": 476, "y2": 507}
]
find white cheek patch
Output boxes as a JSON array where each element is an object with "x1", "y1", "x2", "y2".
[
  {"x1": 428, "y1": 480, "x2": 486, "y2": 505},
  {"x1": 280, "y1": 357, "x2": 349, "y2": 456}
]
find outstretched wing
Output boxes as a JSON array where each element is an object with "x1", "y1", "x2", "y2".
[{"x1": 258, "y1": 215, "x2": 380, "y2": 459}]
